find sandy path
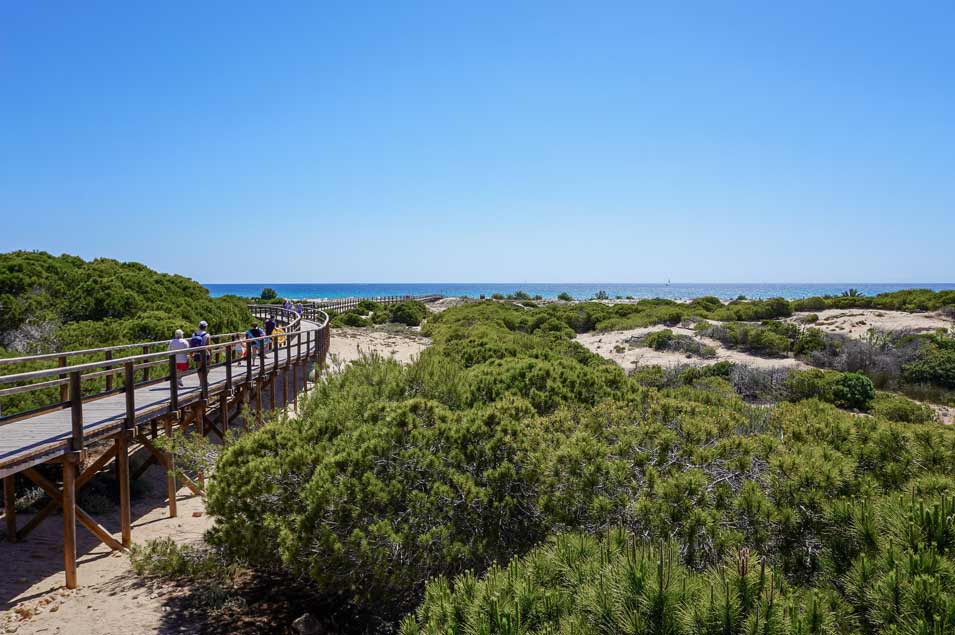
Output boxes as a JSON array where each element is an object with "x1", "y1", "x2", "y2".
[{"x1": 577, "y1": 326, "x2": 808, "y2": 371}]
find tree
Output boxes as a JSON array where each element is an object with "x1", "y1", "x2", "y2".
[{"x1": 260, "y1": 287, "x2": 278, "y2": 300}]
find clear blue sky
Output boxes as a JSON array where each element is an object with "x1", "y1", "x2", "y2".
[{"x1": 2, "y1": 2, "x2": 953, "y2": 283}]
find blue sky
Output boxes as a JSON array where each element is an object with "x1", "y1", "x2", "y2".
[{"x1": 2, "y1": 2, "x2": 953, "y2": 283}]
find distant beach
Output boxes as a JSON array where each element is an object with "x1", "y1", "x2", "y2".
[{"x1": 205, "y1": 282, "x2": 955, "y2": 301}]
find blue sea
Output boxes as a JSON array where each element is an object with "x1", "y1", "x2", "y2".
[{"x1": 205, "y1": 283, "x2": 955, "y2": 301}]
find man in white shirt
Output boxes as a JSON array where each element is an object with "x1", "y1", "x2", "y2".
[{"x1": 168, "y1": 329, "x2": 190, "y2": 387}]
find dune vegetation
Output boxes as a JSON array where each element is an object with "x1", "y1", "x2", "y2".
[{"x1": 126, "y1": 298, "x2": 955, "y2": 633}]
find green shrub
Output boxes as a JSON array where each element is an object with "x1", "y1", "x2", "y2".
[
  {"x1": 557, "y1": 292, "x2": 573, "y2": 302},
  {"x1": 643, "y1": 328, "x2": 674, "y2": 350},
  {"x1": 831, "y1": 371, "x2": 877, "y2": 410},
  {"x1": 871, "y1": 392, "x2": 937, "y2": 423},
  {"x1": 130, "y1": 538, "x2": 234, "y2": 580},
  {"x1": 785, "y1": 369, "x2": 875, "y2": 410},
  {"x1": 389, "y1": 300, "x2": 428, "y2": 326},
  {"x1": 259, "y1": 287, "x2": 277, "y2": 300},
  {"x1": 355, "y1": 299, "x2": 383, "y2": 313},
  {"x1": 794, "y1": 327, "x2": 829, "y2": 356},
  {"x1": 403, "y1": 531, "x2": 851, "y2": 635},
  {"x1": 331, "y1": 311, "x2": 369, "y2": 327},
  {"x1": 903, "y1": 331, "x2": 955, "y2": 389}
]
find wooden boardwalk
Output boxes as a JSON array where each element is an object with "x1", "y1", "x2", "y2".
[{"x1": 0, "y1": 316, "x2": 321, "y2": 479}]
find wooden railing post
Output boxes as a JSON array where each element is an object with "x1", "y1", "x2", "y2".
[
  {"x1": 119, "y1": 363, "x2": 133, "y2": 547},
  {"x1": 246, "y1": 339, "x2": 254, "y2": 384},
  {"x1": 225, "y1": 343, "x2": 233, "y2": 392},
  {"x1": 169, "y1": 355, "x2": 179, "y2": 411},
  {"x1": 69, "y1": 371, "x2": 83, "y2": 452},
  {"x1": 59, "y1": 356, "x2": 68, "y2": 402},
  {"x1": 105, "y1": 350, "x2": 113, "y2": 392},
  {"x1": 124, "y1": 362, "x2": 135, "y2": 429},
  {"x1": 199, "y1": 350, "x2": 209, "y2": 403},
  {"x1": 142, "y1": 345, "x2": 151, "y2": 382},
  {"x1": 258, "y1": 339, "x2": 266, "y2": 376}
]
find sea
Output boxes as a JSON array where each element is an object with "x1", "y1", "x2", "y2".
[{"x1": 204, "y1": 283, "x2": 955, "y2": 301}]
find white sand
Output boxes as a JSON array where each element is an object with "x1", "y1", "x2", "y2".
[
  {"x1": 787, "y1": 309, "x2": 952, "y2": 339},
  {"x1": 328, "y1": 327, "x2": 431, "y2": 366},
  {"x1": 577, "y1": 326, "x2": 808, "y2": 371},
  {"x1": 1, "y1": 463, "x2": 209, "y2": 635}
]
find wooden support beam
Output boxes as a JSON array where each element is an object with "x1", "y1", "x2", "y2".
[
  {"x1": 116, "y1": 432, "x2": 131, "y2": 547},
  {"x1": 219, "y1": 392, "x2": 228, "y2": 443},
  {"x1": 202, "y1": 413, "x2": 225, "y2": 442},
  {"x1": 23, "y1": 467, "x2": 125, "y2": 552},
  {"x1": 62, "y1": 458, "x2": 77, "y2": 589},
  {"x1": 18, "y1": 445, "x2": 119, "y2": 541},
  {"x1": 137, "y1": 435, "x2": 203, "y2": 498},
  {"x1": 270, "y1": 371, "x2": 277, "y2": 410},
  {"x1": 255, "y1": 383, "x2": 263, "y2": 426},
  {"x1": 4, "y1": 477, "x2": 15, "y2": 543}
]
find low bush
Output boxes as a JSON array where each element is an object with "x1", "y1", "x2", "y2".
[
  {"x1": 331, "y1": 311, "x2": 369, "y2": 328},
  {"x1": 403, "y1": 532, "x2": 851, "y2": 635},
  {"x1": 871, "y1": 391, "x2": 937, "y2": 423},
  {"x1": 556, "y1": 292, "x2": 573, "y2": 302},
  {"x1": 389, "y1": 300, "x2": 428, "y2": 326},
  {"x1": 903, "y1": 330, "x2": 955, "y2": 389},
  {"x1": 785, "y1": 369, "x2": 876, "y2": 410}
]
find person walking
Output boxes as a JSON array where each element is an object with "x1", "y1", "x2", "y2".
[
  {"x1": 190, "y1": 320, "x2": 212, "y2": 365},
  {"x1": 264, "y1": 315, "x2": 277, "y2": 352},
  {"x1": 245, "y1": 322, "x2": 265, "y2": 366},
  {"x1": 168, "y1": 329, "x2": 190, "y2": 387}
]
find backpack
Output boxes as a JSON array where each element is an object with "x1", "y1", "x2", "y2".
[{"x1": 190, "y1": 332, "x2": 206, "y2": 361}]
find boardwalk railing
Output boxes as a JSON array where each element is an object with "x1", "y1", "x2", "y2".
[
  {"x1": 0, "y1": 307, "x2": 324, "y2": 424},
  {"x1": 0, "y1": 306, "x2": 328, "y2": 470},
  {"x1": 304, "y1": 294, "x2": 443, "y2": 313}
]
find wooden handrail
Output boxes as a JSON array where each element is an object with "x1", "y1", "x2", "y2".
[
  {"x1": 0, "y1": 306, "x2": 324, "y2": 386},
  {"x1": 0, "y1": 305, "x2": 308, "y2": 366}
]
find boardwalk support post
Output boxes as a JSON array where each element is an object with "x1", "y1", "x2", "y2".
[
  {"x1": 4, "y1": 477, "x2": 15, "y2": 543},
  {"x1": 116, "y1": 431, "x2": 131, "y2": 547},
  {"x1": 163, "y1": 417, "x2": 177, "y2": 518},
  {"x1": 69, "y1": 371, "x2": 83, "y2": 452},
  {"x1": 63, "y1": 455, "x2": 77, "y2": 589}
]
